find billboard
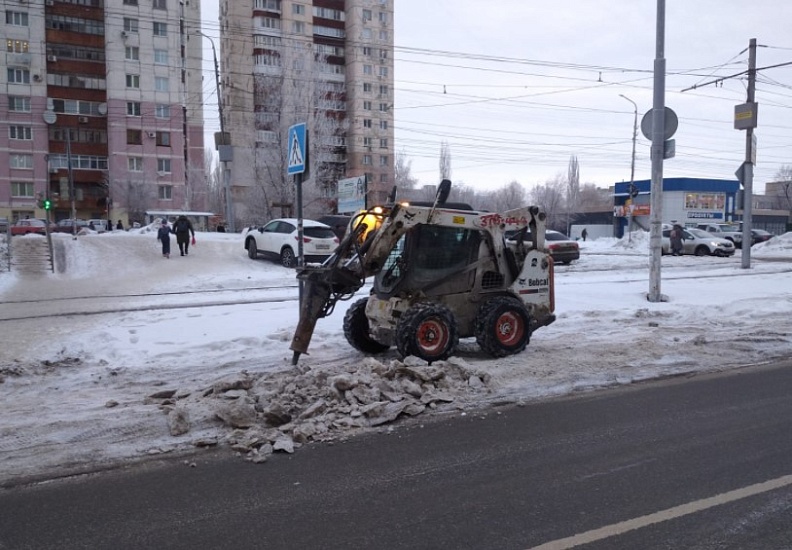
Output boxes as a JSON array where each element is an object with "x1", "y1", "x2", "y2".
[{"x1": 337, "y1": 176, "x2": 366, "y2": 214}]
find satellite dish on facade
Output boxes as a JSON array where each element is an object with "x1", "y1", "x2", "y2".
[
  {"x1": 42, "y1": 111, "x2": 57, "y2": 125},
  {"x1": 97, "y1": 103, "x2": 107, "y2": 115}
]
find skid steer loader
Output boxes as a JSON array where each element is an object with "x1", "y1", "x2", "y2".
[{"x1": 289, "y1": 180, "x2": 556, "y2": 365}]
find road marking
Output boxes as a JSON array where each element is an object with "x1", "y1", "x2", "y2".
[{"x1": 528, "y1": 473, "x2": 792, "y2": 549}]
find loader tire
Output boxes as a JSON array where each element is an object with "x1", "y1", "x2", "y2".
[
  {"x1": 396, "y1": 302, "x2": 458, "y2": 363},
  {"x1": 343, "y1": 298, "x2": 390, "y2": 354},
  {"x1": 475, "y1": 296, "x2": 530, "y2": 358}
]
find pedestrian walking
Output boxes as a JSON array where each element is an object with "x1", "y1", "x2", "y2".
[
  {"x1": 670, "y1": 224, "x2": 684, "y2": 256},
  {"x1": 116, "y1": 219, "x2": 124, "y2": 231},
  {"x1": 173, "y1": 215, "x2": 195, "y2": 256},
  {"x1": 157, "y1": 219, "x2": 172, "y2": 258},
  {"x1": 581, "y1": 228, "x2": 588, "y2": 242}
]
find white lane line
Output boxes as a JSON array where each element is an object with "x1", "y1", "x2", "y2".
[{"x1": 528, "y1": 473, "x2": 792, "y2": 550}]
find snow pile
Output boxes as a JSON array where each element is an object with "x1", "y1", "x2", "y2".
[{"x1": 144, "y1": 355, "x2": 492, "y2": 463}]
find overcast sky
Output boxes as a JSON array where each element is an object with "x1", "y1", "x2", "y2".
[{"x1": 201, "y1": 1, "x2": 792, "y2": 194}]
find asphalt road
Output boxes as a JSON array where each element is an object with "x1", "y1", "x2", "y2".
[{"x1": 2, "y1": 360, "x2": 792, "y2": 550}]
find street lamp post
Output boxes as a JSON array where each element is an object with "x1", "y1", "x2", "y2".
[
  {"x1": 620, "y1": 94, "x2": 638, "y2": 242},
  {"x1": 195, "y1": 30, "x2": 234, "y2": 232}
]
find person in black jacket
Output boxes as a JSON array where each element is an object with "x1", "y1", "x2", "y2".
[
  {"x1": 157, "y1": 220, "x2": 172, "y2": 258},
  {"x1": 173, "y1": 215, "x2": 195, "y2": 256}
]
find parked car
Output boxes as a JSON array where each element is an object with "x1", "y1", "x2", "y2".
[
  {"x1": 87, "y1": 219, "x2": 109, "y2": 233},
  {"x1": 54, "y1": 219, "x2": 89, "y2": 233},
  {"x1": 661, "y1": 227, "x2": 735, "y2": 257},
  {"x1": 695, "y1": 222, "x2": 744, "y2": 248},
  {"x1": 11, "y1": 218, "x2": 54, "y2": 236},
  {"x1": 243, "y1": 218, "x2": 339, "y2": 268},
  {"x1": 750, "y1": 229, "x2": 774, "y2": 245},
  {"x1": 316, "y1": 214, "x2": 352, "y2": 240},
  {"x1": 506, "y1": 229, "x2": 580, "y2": 265}
]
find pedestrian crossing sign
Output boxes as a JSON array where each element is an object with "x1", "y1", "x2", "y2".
[{"x1": 287, "y1": 123, "x2": 307, "y2": 175}]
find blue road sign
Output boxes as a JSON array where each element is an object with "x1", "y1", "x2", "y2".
[{"x1": 287, "y1": 123, "x2": 307, "y2": 175}]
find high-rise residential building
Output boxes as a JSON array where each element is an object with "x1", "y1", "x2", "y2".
[
  {"x1": 0, "y1": 0, "x2": 204, "y2": 226},
  {"x1": 219, "y1": 0, "x2": 394, "y2": 224}
]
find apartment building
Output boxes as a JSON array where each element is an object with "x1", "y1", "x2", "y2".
[
  {"x1": 219, "y1": 0, "x2": 394, "y2": 224},
  {"x1": 1, "y1": 0, "x2": 204, "y2": 225}
]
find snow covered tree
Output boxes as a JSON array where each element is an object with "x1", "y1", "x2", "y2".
[{"x1": 439, "y1": 141, "x2": 452, "y2": 181}]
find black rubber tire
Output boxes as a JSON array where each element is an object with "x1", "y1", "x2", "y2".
[
  {"x1": 395, "y1": 302, "x2": 458, "y2": 363},
  {"x1": 474, "y1": 296, "x2": 531, "y2": 358},
  {"x1": 247, "y1": 239, "x2": 258, "y2": 259},
  {"x1": 280, "y1": 247, "x2": 295, "y2": 268},
  {"x1": 343, "y1": 298, "x2": 390, "y2": 354},
  {"x1": 695, "y1": 245, "x2": 709, "y2": 256}
]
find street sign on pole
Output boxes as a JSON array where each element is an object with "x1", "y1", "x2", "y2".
[{"x1": 287, "y1": 123, "x2": 307, "y2": 175}]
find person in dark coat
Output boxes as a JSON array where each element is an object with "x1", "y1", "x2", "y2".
[
  {"x1": 157, "y1": 219, "x2": 172, "y2": 258},
  {"x1": 581, "y1": 228, "x2": 588, "y2": 242},
  {"x1": 173, "y1": 215, "x2": 195, "y2": 256},
  {"x1": 670, "y1": 224, "x2": 684, "y2": 256},
  {"x1": 116, "y1": 219, "x2": 124, "y2": 231}
]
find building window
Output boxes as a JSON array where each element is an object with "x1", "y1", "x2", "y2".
[
  {"x1": 380, "y1": 173, "x2": 388, "y2": 183},
  {"x1": 125, "y1": 74, "x2": 140, "y2": 88},
  {"x1": 127, "y1": 129, "x2": 142, "y2": 145},
  {"x1": 9, "y1": 125, "x2": 32, "y2": 140},
  {"x1": 125, "y1": 46, "x2": 139, "y2": 60},
  {"x1": 127, "y1": 101, "x2": 141, "y2": 116},
  {"x1": 379, "y1": 103, "x2": 389, "y2": 112},
  {"x1": 363, "y1": 155, "x2": 372, "y2": 165},
  {"x1": 10, "y1": 154, "x2": 33, "y2": 169},
  {"x1": 7, "y1": 39, "x2": 29, "y2": 53},
  {"x1": 363, "y1": 82, "x2": 372, "y2": 93},
  {"x1": 379, "y1": 66, "x2": 388, "y2": 77},
  {"x1": 123, "y1": 0, "x2": 138, "y2": 5},
  {"x1": 153, "y1": 0, "x2": 167, "y2": 9},
  {"x1": 11, "y1": 181, "x2": 35, "y2": 198},
  {"x1": 362, "y1": 9, "x2": 372, "y2": 21},
  {"x1": 155, "y1": 104, "x2": 170, "y2": 118},
  {"x1": 379, "y1": 11, "x2": 388, "y2": 23},
  {"x1": 363, "y1": 119, "x2": 372, "y2": 128},
  {"x1": 153, "y1": 22, "x2": 167, "y2": 36},
  {"x1": 363, "y1": 137, "x2": 372, "y2": 147},
  {"x1": 6, "y1": 11, "x2": 29, "y2": 26},
  {"x1": 292, "y1": 3, "x2": 305, "y2": 15},
  {"x1": 379, "y1": 30, "x2": 388, "y2": 41},
  {"x1": 363, "y1": 64, "x2": 372, "y2": 75},
  {"x1": 380, "y1": 138, "x2": 388, "y2": 148},
  {"x1": 379, "y1": 84, "x2": 389, "y2": 95},
  {"x1": 157, "y1": 158, "x2": 171, "y2": 173},
  {"x1": 313, "y1": 6, "x2": 344, "y2": 20},
  {"x1": 128, "y1": 157, "x2": 143, "y2": 171},
  {"x1": 155, "y1": 76, "x2": 169, "y2": 91},
  {"x1": 314, "y1": 26, "x2": 345, "y2": 38},
  {"x1": 7, "y1": 68, "x2": 30, "y2": 84},
  {"x1": 156, "y1": 131, "x2": 170, "y2": 146},
  {"x1": 9, "y1": 96, "x2": 31, "y2": 112},
  {"x1": 362, "y1": 46, "x2": 371, "y2": 56},
  {"x1": 154, "y1": 49, "x2": 168, "y2": 64},
  {"x1": 158, "y1": 185, "x2": 172, "y2": 199},
  {"x1": 362, "y1": 28, "x2": 372, "y2": 39},
  {"x1": 256, "y1": 16, "x2": 281, "y2": 30},
  {"x1": 379, "y1": 120, "x2": 388, "y2": 130},
  {"x1": 292, "y1": 21, "x2": 305, "y2": 34},
  {"x1": 379, "y1": 49, "x2": 388, "y2": 59},
  {"x1": 379, "y1": 155, "x2": 389, "y2": 167},
  {"x1": 363, "y1": 100, "x2": 372, "y2": 110},
  {"x1": 123, "y1": 18, "x2": 139, "y2": 33}
]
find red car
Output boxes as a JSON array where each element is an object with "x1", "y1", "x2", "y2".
[{"x1": 10, "y1": 219, "x2": 54, "y2": 236}]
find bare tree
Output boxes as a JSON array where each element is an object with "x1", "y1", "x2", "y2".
[
  {"x1": 395, "y1": 150, "x2": 418, "y2": 191},
  {"x1": 771, "y1": 165, "x2": 792, "y2": 218},
  {"x1": 116, "y1": 176, "x2": 157, "y2": 225},
  {"x1": 578, "y1": 183, "x2": 613, "y2": 210},
  {"x1": 481, "y1": 180, "x2": 526, "y2": 213},
  {"x1": 528, "y1": 175, "x2": 567, "y2": 230},
  {"x1": 439, "y1": 141, "x2": 452, "y2": 181},
  {"x1": 242, "y1": 43, "x2": 348, "y2": 224},
  {"x1": 566, "y1": 155, "x2": 580, "y2": 213}
]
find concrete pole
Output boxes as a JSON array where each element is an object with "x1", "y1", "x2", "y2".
[
  {"x1": 647, "y1": 0, "x2": 666, "y2": 303},
  {"x1": 740, "y1": 38, "x2": 757, "y2": 269},
  {"x1": 620, "y1": 94, "x2": 638, "y2": 242}
]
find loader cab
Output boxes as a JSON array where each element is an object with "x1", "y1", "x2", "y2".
[{"x1": 374, "y1": 224, "x2": 483, "y2": 297}]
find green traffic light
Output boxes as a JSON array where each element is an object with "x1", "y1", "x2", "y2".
[{"x1": 43, "y1": 198, "x2": 52, "y2": 210}]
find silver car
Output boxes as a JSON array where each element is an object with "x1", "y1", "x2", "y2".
[{"x1": 662, "y1": 227, "x2": 735, "y2": 257}]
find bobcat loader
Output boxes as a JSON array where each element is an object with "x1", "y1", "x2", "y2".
[{"x1": 290, "y1": 180, "x2": 556, "y2": 364}]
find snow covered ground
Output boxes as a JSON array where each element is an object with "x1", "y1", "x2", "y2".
[{"x1": 1, "y1": 226, "x2": 791, "y2": 485}]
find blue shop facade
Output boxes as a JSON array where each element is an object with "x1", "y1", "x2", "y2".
[{"x1": 613, "y1": 177, "x2": 740, "y2": 238}]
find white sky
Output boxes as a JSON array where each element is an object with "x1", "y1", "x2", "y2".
[
  {"x1": 1, "y1": 226, "x2": 791, "y2": 484},
  {"x1": 200, "y1": 1, "x2": 792, "y2": 193}
]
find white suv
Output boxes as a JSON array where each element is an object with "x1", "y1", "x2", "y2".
[{"x1": 243, "y1": 218, "x2": 339, "y2": 268}]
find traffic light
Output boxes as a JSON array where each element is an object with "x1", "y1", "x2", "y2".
[{"x1": 43, "y1": 198, "x2": 52, "y2": 210}]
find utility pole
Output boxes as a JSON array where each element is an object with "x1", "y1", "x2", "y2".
[
  {"x1": 739, "y1": 38, "x2": 757, "y2": 269},
  {"x1": 647, "y1": 0, "x2": 666, "y2": 303},
  {"x1": 66, "y1": 128, "x2": 77, "y2": 239},
  {"x1": 620, "y1": 94, "x2": 638, "y2": 242},
  {"x1": 196, "y1": 30, "x2": 234, "y2": 232}
]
